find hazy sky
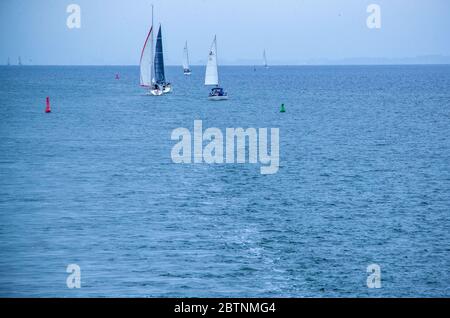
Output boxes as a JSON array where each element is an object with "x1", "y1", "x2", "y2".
[{"x1": 1, "y1": 0, "x2": 449, "y2": 65}]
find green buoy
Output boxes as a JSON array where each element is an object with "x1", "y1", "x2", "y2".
[{"x1": 280, "y1": 103, "x2": 286, "y2": 113}]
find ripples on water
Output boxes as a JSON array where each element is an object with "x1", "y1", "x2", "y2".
[{"x1": 0, "y1": 65, "x2": 449, "y2": 297}]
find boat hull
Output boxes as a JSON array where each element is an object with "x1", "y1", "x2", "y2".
[
  {"x1": 163, "y1": 84, "x2": 172, "y2": 94},
  {"x1": 150, "y1": 89, "x2": 163, "y2": 96},
  {"x1": 208, "y1": 95, "x2": 229, "y2": 101}
]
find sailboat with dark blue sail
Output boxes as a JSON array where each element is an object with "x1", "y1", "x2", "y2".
[
  {"x1": 154, "y1": 25, "x2": 172, "y2": 94},
  {"x1": 139, "y1": 4, "x2": 162, "y2": 96}
]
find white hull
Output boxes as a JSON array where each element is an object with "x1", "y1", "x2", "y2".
[
  {"x1": 163, "y1": 84, "x2": 172, "y2": 94},
  {"x1": 208, "y1": 95, "x2": 229, "y2": 101},
  {"x1": 184, "y1": 71, "x2": 192, "y2": 75},
  {"x1": 150, "y1": 88, "x2": 163, "y2": 96}
]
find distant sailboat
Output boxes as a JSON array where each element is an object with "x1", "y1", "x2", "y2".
[
  {"x1": 139, "y1": 5, "x2": 162, "y2": 96},
  {"x1": 205, "y1": 36, "x2": 228, "y2": 101},
  {"x1": 154, "y1": 25, "x2": 172, "y2": 93},
  {"x1": 183, "y1": 41, "x2": 192, "y2": 75},
  {"x1": 18, "y1": 56, "x2": 22, "y2": 66},
  {"x1": 7, "y1": 57, "x2": 10, "y2": 66},
  {"x1": 263, "y1": 49, "x2": 268, "y2": 68}
]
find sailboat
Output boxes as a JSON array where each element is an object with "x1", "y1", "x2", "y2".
[
  {"x1": 205, "y1": 36, "x2": 228, "y2": 101},
  {"x1": 7, "y1": 57, "x2": 10, "y2": 66},
  {"x1": 154, "y1": 25, "x2": 172, "y2": 94},
  {"x1": 18, "y1": 56, "x2": 22, "y2": 66},
  {"x1": 263, "y1": 49, "x2": 269, "y2": 68},
  {"x1": 140, "y1": 5, "x2": 162, "y2": 96},
  {"x1": 183, "y1": 41, "x2": 192, "y2": 75}
]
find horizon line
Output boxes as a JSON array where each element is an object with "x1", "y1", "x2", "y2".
[{"x1": 3, "y1": 63, "x2": 450, "y2": 67}]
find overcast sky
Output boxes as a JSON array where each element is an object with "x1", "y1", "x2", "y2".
[{"x1": 1, "y1": 0, "x2": 449, "y2": 65}]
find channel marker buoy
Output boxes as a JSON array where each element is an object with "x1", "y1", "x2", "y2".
[{"x1": 45, "y1": 97, "x2": 51, "y2": 113}]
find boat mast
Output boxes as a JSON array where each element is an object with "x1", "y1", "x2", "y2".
[
  {"x1": 215, "y1": 35, "x2": 219, "y2": 86},
  {"x1": 151, "y1": 4, "x2": 155, "y2": 85},
  {"x1": 185, "y1": 41, "x2": 190, "y2": 70}
]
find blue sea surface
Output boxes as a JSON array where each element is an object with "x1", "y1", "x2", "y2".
[{"x1": 0, "y1": 65, "x2": 449, "y2": 297}]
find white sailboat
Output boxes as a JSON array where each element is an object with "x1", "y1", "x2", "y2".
[
  {"x1": 263, "y1": 49, "x2": 268, "y2": 68},
  {"x1": 139, "y1": 5, "x2": 162, "y2": 96},
  {"x1": 183, "y1": 41, "x2": 192, "y2": 75},
  {"x1": 205, "y1": 36, "x2": 228, "y2": 101}
]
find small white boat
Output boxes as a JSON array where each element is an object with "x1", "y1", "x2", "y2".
[
  {"x1": 205, "y1": 36, "x2": 228, "y2": 101},
  {"x1": 183, "y1": 41, "x2": 192, "y2": 75}
]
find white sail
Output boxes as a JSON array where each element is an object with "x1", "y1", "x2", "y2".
[
  {"x1": 140, "y1": 6, "x2": 155, "y2": 87},
  {"x1": 205, "y1": 36, "x2": 219, "y2": 86},
  {"x1": 183, "y1": 41, "x2": 190, "y2": 71},
  {"x1": 140, "y1": 26, "x2": 154, "y2": 87}
]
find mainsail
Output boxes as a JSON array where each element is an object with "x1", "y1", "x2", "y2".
[
  {"x1": 140, "y1": 26, "x2": 154, "y2": 87},
  {"x1": 154, "y1": 25, "x2": 166, "y2": 84},
  {"x1": 263, "y1": 50, "x2": 268, "y2": 68},
  {"x1": 205, "y1": 36, "x2": 219, "y2": 86},
  {"x1": 183, "y1": 41, "x2": 190, "y2": 71}
]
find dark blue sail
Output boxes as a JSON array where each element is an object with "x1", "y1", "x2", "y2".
[{"x1": 154, "y1": 25, "x2": 166, "y2": 84}]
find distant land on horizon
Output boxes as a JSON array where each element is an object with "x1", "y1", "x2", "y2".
[
  {"x1": 214, "y1": 55, "x2": 450, "y2": 66},
  {"x1": 5, "y1": 55, "x2": 450, "y2": 66}
]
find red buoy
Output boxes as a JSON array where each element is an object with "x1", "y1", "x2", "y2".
[{"x1": 45, "y1": 97, "x2": 51, "y2": 113}]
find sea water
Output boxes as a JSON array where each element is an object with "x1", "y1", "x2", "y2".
[{"x1": 0, "y1": 65, "x2": 449, "y2": 297}]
